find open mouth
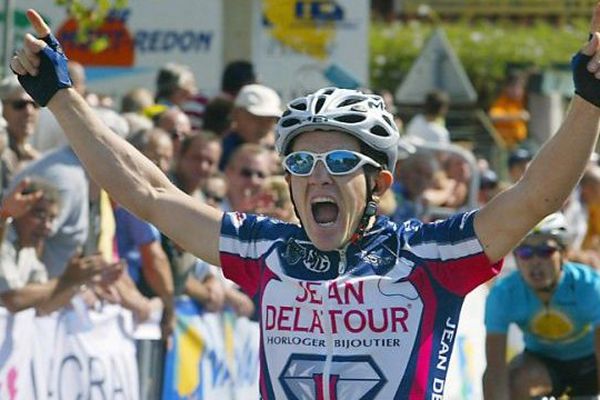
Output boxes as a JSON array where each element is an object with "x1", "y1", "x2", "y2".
[
  {"x1": 311, "y1": 197, "x2": 339, "y2": 226},
  {"x1": 529, "y1": 269, "x2": 546, "y2": 282}
]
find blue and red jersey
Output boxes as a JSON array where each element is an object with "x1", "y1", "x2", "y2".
[{"x1": 220, "y1": 210, "x2": 501, "y2": 399}]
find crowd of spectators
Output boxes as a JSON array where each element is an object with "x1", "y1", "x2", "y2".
[{"x1": 3, "y1": 57, "x2": 600, "y2": 398}]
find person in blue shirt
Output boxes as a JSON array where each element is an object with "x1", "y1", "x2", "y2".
[{"x1": 483, "y1": 212, "x2": 600, "y2": 399}]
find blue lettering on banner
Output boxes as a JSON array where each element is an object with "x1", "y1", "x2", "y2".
[
  {"x1": 236, "y1": 336, "x2": 260, "y2": 385},
  {"x1": 57, "y1": 355, "x2": 83, "y2": 400},
  {"x1": 48, "y1": 354, "x2": 131, "y2": 400},
  {"x1": 295, "y1": 0, "x2": 345, "y2": 21},
  {"x1": 88, "y1": 356, "x2": 107, "y2": 399},
  {"x1": 207, "y1": 349, "x2": 231, "y2": 387},
  {"x1": 135, "y1": 30, "x2": 213, "y2": 53}
]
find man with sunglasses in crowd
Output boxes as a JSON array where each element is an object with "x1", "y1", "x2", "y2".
[
  {"x1": 10, "y1": 6, "x2": 600, "y2": 398},
  {"x1": 483, "y1": 212, "x2": 600, "y2": 399},
  {"x1": 0, "y1": 75, "x2": 40, "y2": 177}
]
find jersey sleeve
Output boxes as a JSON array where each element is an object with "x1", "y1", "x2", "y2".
[
  {"x1": 580, "y1": 267, "x2": 600, "y2": 327},
  {"x1": 404, "y1": 210, "x2": 503, "y2": 296},
  {"x1": 219, "y1": 212, "x2": 277, "y2": 297},
  {"x1": 484, "y1": 281, "x2": 512, "y2": 334}
]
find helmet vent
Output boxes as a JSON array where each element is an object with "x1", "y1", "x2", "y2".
[
  {"x1": 370, "y1": 125, "x2": 389, "y2": 137},
  {"x1": 382, "y1": 115, "x2": 394, "y2": 127},
  {"x1": 282, "y1": 109, "x2": 292, "y2": 117},
  {"x1": 290, "y1": 102, "x2": 307, "y2": 111},
  {"x1": 281, "y1": 118, "x2": 301, "y2": 128},
  {"x1": 334, "y1": 114, "x2": 366, "y2": 124},
  {"x1": 323, "y1": 88, "x2": 335, "y2": 95},
  {"x1": 315, "y1": 97, "x2": 326, "y2": 114},
  {"x1": 337, "y1": 98, "x2": 363, "y2": 108}
]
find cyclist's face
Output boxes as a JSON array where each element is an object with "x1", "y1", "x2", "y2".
[
  {"x1": 514, "y1": 236, "x2": 563, "y2": 291},
  {"x1": 287, "y1": 131, "x2": 368, "y2": 251}
]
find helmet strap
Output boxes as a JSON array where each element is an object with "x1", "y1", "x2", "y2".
[{"x1": 350, "y1": 175, "x2": 379, "y2": 244}]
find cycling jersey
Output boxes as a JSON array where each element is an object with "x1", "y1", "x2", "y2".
[
  {"x1": 220, "y1": 210, "x2": 501, "y2": 399},
  {"x1": 485, "y1": 262, "x2": 600, "y2": 360}
]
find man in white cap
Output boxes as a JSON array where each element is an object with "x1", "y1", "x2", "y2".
[{"x1": 219, "y1": 83, "x2": 282, "y2": 170}]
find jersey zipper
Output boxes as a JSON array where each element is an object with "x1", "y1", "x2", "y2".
[
  {"x1": 338, "y1": 243, "x2": 349, "y2": 275},
  {"x1": 319, "y1": 244, "x2": 352, "y2": 399},
  {"x1": 322, "y1": 281, "x2": 333, "y2": 400}
]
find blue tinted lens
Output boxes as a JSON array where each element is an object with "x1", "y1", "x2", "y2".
[
  {"x1": 514, "y1": 245, "x2": 558, "y2": 259},
  {"x1": 285, "y1": 152, "x2": 315, "y2": 175},
  {"x1": 325, "y1": 151, "x2": 361, "y2": 174},
  {"x1": 514, "y1": 246, "x2": 534, "y2": 259},
  {"x1": 536, "y1": 245, "x2": 558, "y2": 258}
]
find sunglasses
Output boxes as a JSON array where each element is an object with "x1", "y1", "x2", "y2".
[
  {"x1": 205, "y1": 193, "x2": 224, "y2": 203},
  {"x1": 514, "y1": 244, "x2": 560, "y2": 260},
  {"x1": 283, "y1": 150, "x2": 382, "y2": 177},
  {"x1": 240, "y1": 168, "x2": 267, "y2": 179},
  {"x1": 7, "y1": 99, "x2": 39, "y2": 110}
]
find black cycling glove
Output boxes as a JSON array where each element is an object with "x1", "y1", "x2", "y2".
[{"x1": 17, "y1": 33, "x2": 72, "y2": 107}]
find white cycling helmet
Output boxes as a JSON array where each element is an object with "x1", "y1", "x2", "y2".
[
  {"x1": 529, "y1": 212, "x2": 571, "y2": 247},
  {"x1": 275, "y1": 87, "x2": 400, "y2": 172}
]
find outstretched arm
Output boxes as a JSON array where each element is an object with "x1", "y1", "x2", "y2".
[
  {"x1": 482, "y1": 333, "x2": 509, "y2": 400},
  {"x1": 475, "y1": 3, "x2": 600, "y2": 262},
  {"x1": 10, "y1": 10, "x2": 222, "y2": 266}
]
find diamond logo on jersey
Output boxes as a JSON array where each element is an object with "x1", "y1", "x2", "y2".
[{"x1": 279, "y1": 354, "x2": 386, "y2": 400}]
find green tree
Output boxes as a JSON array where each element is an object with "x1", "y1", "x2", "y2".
[{"x1": 370, "y1": 19, "x2": 589, "y2": 107}]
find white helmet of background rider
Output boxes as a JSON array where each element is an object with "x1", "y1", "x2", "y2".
[
  {"x1": 527, "y1": 212, "x2": 571, "y2": 248},
  {"x1": 275, "y1": 87, "x2": 400, "y2": 172}
]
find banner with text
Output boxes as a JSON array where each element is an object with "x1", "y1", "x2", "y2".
[
  {"x1": 0, "y1": 304, "x2": 139, "y2": 400},
  {"x1": 162, "y1": 298, "x2": 260, "y2": 399}
]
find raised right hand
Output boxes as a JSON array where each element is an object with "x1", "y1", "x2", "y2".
[
  {"x1": 0, "y1": 178, "x2": 43, "y2": 220},
  {"x1": 9, "y1": 9, "x2": 51, "y2": 77}
]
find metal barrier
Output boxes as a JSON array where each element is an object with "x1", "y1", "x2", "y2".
[{"x1": 137, "y1": 339, "x2": 165, "y2": 400}]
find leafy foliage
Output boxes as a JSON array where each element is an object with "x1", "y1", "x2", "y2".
[{"x1": 370, "y1": 19, "x2": 590, "y2": 107}]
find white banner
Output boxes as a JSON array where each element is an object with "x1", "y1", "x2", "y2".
[
  {"x1": 0, "y1": 308, "x2": 40, "y2": 400},
  {"x1": 0, "y1": 303, "x2": 139, "y2": 400}
]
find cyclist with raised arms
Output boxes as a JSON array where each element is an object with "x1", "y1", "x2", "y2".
[
  {"x1": 484, "y1": 213, "x2": 600, "y2": 399},
  {"x1": 9, "y1": 5, "x2": 600, "y2": 399}
]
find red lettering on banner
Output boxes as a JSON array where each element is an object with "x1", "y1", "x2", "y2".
[
  {"x1": 367, "y1": 308, "x2": 388, "y2": 333},
  {"x1": 296, "y1": 282, "x2": 323, "y2": 304},
  {"x1": 265, "y1": 305, "x2": 276, "y2": 330},
  {"x1": 264, "y1": 305, "x2": 410, "y2": 334},
  {"x1": 344, "y1": 310, "x2": 366, "y2": 333},
  {"x1": 293, "y1": 307, "x2": 309, "y2": 332},
  {"x1": 327, "y1": 281, "x2": 364, "y2": 305},
  {"x1": 391, "y1": 307, "x2": 409, "y2": 332},
  {"x1": 344, "y1": 281, "x2": 364, "y2": 304},
  {"x1": 328, "y1": 283, "x2": 343, "y2": 304},
  {"x1": 328, "y1": 309, "x2": 343, "y2": 333},
  {"x1": 278, "y1": 306, "x2": 293, "y2": 331},
  {"x1": 310, "y1": 309, "x2": 325, "y2": 334}
]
